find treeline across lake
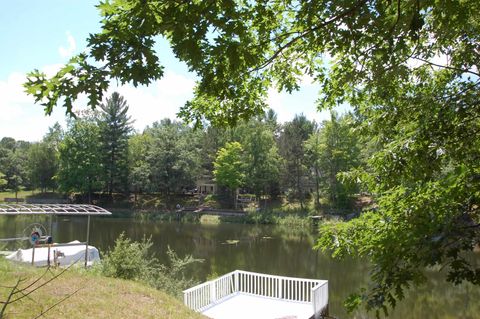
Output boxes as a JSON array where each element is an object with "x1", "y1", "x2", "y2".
[{"x1": 0, "y1": 92, "x2": 367, "y2": 210}]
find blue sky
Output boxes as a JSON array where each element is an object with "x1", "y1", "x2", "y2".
[{"x1": 0, "y1": 1, "x2": 337, "y2": 141}]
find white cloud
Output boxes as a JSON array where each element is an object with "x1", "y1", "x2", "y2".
[
  {"x1": 267, "y1": 86, "x2": 331, "y2": 124},
  {"x1": 41, "y1": 64, "x2": 64, "y2": 77},
  {"x1": 110, "y1": 71, "x2": 196, "y2": 131},
  {"x1": 299, "y1": 73, "x2": 315, "y2": 86},
  {"x1": 0, "y1": 66, "x2": 198, "y2": 141},
  {"x1": 1, "y1": 64, "x2": 340, "y2": 142},
  {"x1": 58, "y1": 32, "x2": 76, "y2": 59},
  {"x1": 0, "y1": 70, "x2": 67, "y2": 142}
]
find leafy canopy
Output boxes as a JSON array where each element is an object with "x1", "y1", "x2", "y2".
[
  {"x1": 213, "y1": 141, "x2": 245, "y2": 191},
  {"x1": 24, "y1": 0, "x2": 480, "y2": 315}
]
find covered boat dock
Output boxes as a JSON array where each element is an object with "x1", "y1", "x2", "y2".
[{"x1": 0, "y1": 204, "x2": 111, "y2": 267}]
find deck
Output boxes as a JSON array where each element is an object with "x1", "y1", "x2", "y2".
[
  {"x1": 202, "y1": 293, "x2": 314, "y2": 319},
  {"x1": 184, "y1": 270, "x2": 328, "y2": 319}
]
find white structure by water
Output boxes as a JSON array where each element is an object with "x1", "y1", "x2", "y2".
[
  {"x1": 0, "y1": 204, "x2": 111, "y2": 267},
  {"x1": 6, "y1": 240, "x2": 100, "y2": 267},
  {"x1": 183, "y1": 270, "x2": 328, "y2": 319}
]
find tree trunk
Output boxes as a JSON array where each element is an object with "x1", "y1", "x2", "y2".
[
  {"x1": 314, "y1": 166, "x2": 320, "y2": 208},
  {"x1": 234, "y1": 188, "x2": 237, "y2": 210},
  {"x1": 88, "y1": 179, "x2": 92, "y2": 204}
]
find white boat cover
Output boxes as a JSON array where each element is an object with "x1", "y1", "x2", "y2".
[{"x1": 6, "y1": 240, "x2": 100, "y2": 267}]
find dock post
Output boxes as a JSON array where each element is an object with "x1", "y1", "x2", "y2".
[
  {"x1": 210, "y1": 281, "x2": 217, "y2": 303},
  {"x1": 49, "y1": 215, "x2": 53, "y2": 236},
  {"x1": 47, "y1": 245, "x2": 51, "y2": 267},
  {"x1": 31, "y1": 245, "x2": 35, "y2": 266},
  {"x1": 234, "y1": 271, "x2": 239, "y2": 292},
  {"x1": 84, "y1": 215, "x2": 90, "y2": 268},
  {"x1": 278, "y1": 278, "x2": 283, "y2": 299}
]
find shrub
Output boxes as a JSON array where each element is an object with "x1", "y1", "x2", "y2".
[
  {"x1": 101, "y1": 232, "x2": 156, "y2": 280},
  {"x1": 100, "y1": 232, "x2": 203, "y2": 298},
  {"x1": 152, "y1": 247, "x2": 203, "y2": 298}
]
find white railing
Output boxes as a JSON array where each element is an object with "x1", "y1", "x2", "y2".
[
  {"x1": 183, "y1": 271, "x2": 235, "y2": 312},
  {"x1": 312, "y1": 281, "x2": 329, "y2": 319},
  {"x1": 183, "y1": 270, "x2": 328, "y2": 316}
]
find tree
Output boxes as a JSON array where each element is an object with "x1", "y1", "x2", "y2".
[
  {"x1": 0, "y1": 137, "x2": 16, "y2": 151},
  {"x1": 213, "y1": 142, "x2": 245, "y2": 209},
  {"x1": 24, "y1": 1, "x2": 480, "y2": 314},
  {"x1": 278, "y1": 114, "x2": 315, "y2": 208},
  {"x1": 28, "y1": 142, "x2": 58, "y2": 192},
  {"x1": 308, "y1": 112, "x2": 360, "y2": 208},
  {"x1": 0, "y1": 172, "x2": 6, "y2": 190},
  {"x1": 43, "y1": 122, "x2": 64, "y2": 151},
  {"x1": 146, "y1": 119, "x2": 200, "y2": 196},
  {"x1": 98, "y1": 92, "x2": 133, "y2": 195},
  {"x1": 304, "y1": 130, "x2": 322, "y2": 208},
  {"x1": 128, "y1": 132, "x2": 153, "y2": 201},
  {"x1": 241, "y1": 120, "x2": 281, "y2": 200},
  {"x1": 57, "y1": 118, "x2": 102, "y2": 203},
  {"x1": 0, "y1": 141, "x2": 29, "y2": 199}
]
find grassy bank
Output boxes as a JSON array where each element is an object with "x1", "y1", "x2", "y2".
[
  {"x1": 133, "y1": 209, "x2": 316, "y2": 229},
  {"x1": 0, "y1": 190, "x2": 361, "y2": 228},
  {"x1": 0, "y1": 258, "x2": 204, "y2": 319}
]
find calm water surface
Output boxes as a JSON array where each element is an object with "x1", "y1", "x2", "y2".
[{"x1": 1, "y1": 216, "x2": 479, "y2": 319}]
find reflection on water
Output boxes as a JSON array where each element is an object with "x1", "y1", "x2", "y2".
[{"x1": 1, "y1": 216, "x2": 479, "y2": 318}]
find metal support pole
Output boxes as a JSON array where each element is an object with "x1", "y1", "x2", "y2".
[
  {"x1": 84, "y1": 215, "x2": 90, "y2": 268},
  {"x1": 31, "y1": 245, "x2": 35, "y2": 266},
  {"x1": 49, "y1": 215, "x2": 53, "y2": 236}
]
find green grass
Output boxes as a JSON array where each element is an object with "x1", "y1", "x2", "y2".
[
  {"x1": 0, "y1": 258, "x2": 205, "y2": 319},
  {"x1": 0, "y1": 190, "x2": 36, "y2": 202},
  {"x1": 199, "y1": 215, "x2": 221, "y2": 224},
  {"x1": 0, "y1": 190, "x2": 65, "y2": 202}
]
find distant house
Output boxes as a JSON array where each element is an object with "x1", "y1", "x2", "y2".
[{"x1": 196, "y1": 174, "x2": 217, "y2": 194}]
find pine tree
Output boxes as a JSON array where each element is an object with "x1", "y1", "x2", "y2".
[{"x1": 98, "y1": 92, "x2": 133, "y2": 195}]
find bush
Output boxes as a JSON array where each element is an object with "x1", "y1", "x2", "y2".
[
  {"x1": 100, "y1": 232, "x2": 203, "y2": 298},
  {"x1": 151, "y1": 247, "x2": 203, "y2": 298},
  {"x1": 101, "y1": 233, "x2": 156, "y2": 280}
]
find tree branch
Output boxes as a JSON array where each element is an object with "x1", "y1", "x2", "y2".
[
  {"x1": 33, "y1": 286, "x2": 83, "y2": 319},
  {"x1": 0, "y1": 278, "x2": 23, "y2": 317},
  {"x1": 251, "y1": 0, "x2": 369, "y2": 72},
  {"x1": 413, "y1": 57, "x2": 480, "y2": 77}
]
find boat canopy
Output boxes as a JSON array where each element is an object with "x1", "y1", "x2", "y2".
[
  {"x1": 0, "y1": 204, "x2": 111, "y2": 267},
  {"x1": 0, "y1": 204, "x2": 112, "y2": 216}
]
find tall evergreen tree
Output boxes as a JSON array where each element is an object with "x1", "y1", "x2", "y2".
[
  {"x1": 98, "y1": 92, "x2": 133, "y2": 195},
  {"x1": 278, "y1": 114, "x2": 315, "y2": 208}
]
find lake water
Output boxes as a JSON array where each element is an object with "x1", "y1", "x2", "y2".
[{"x1": 1, "y1": 216, "x2": 479, "y2": 318}]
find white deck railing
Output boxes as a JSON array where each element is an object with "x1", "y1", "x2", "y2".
[
  {"x1": 312, "y1": 280, "x2": 329, "y2": 319},
  {"x1": 183, "y1": 270, "x2": 328, "y2": 318}
]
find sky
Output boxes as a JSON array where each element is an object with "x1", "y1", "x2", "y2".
[{"x1": 0, "y1": 1, "x2": 339, "y2": 142}]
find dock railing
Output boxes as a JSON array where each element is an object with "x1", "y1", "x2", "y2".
[
  {"x1": 312, "y1": 280, "x2": 329, "y2": 319},
  {"x1": 183, "y1": 270, "x2": 328, "y2": 317}
]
